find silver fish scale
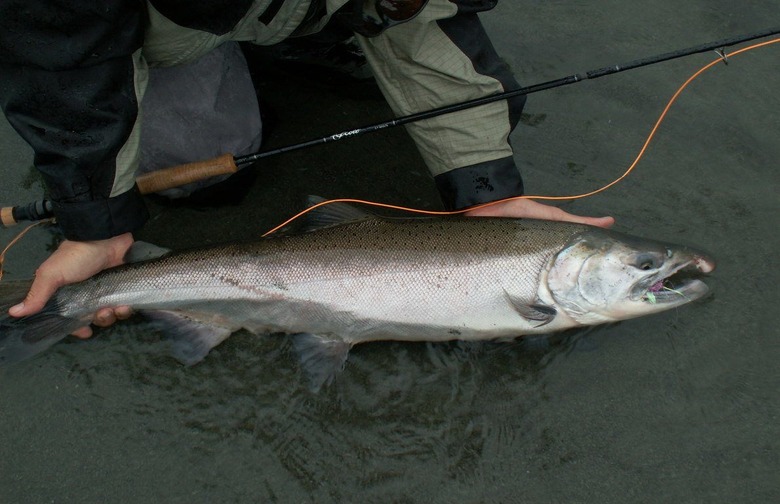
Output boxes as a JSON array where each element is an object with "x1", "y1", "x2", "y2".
[{"x1": 55, "y1": 218, "x2": 588, "y2": 341}]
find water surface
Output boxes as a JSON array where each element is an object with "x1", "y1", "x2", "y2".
[{"x1": 1, "y1": 2, "x2": 778, "y2": 502}]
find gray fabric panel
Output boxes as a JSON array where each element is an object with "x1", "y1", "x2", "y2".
[
  {"x1": 436, "y1": 11, "x2": 525, "y2": 128},
  {"x1": 138, "y1": 42, "x2": 262, "y2": 198}
]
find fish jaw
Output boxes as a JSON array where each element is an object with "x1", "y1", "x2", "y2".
[{"x1": 629, "y1": 253, "x2": 715, "y2": 312}]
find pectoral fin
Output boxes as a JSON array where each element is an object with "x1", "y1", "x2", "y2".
[
  {"x1": 142, "y1": 310, "x2": 234, "y2": 365},
  {"x1": 505, "y1": 293, "x2": 557, "y2": 327},
  {"x1": 292, "y1": 333, "x2": 352, "y2": 392}
]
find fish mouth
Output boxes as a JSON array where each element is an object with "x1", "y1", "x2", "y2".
[{"x1": 635, "y1": 254, "x2": 715, "y2": 305}]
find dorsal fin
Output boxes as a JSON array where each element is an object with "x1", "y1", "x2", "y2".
[
  {"x1": 299, "y1": 196, "x2": 375, "y2": 232},
  {"x1": 123, "y1": 241, "x2": 172, "y2": 263}
]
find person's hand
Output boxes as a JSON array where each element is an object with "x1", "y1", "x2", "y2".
[
  {"x1": 8, "y1": 232, "x2": 135, "y2": 339},
  {"x1": 464, "y1": 197, "x2": 615, "y2": 228}
]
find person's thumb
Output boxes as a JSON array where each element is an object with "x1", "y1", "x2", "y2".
[{"x1": 8, "y1": 270, "x2": 62, "y2": 317}]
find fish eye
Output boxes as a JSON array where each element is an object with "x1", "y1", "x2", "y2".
[{"x1": 633, "y1": 253, "x2": 661, "y2": 271}]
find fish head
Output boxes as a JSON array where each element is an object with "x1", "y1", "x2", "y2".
[{"x1": 545, "y1": 228, "x2": 715, "y2": 325}]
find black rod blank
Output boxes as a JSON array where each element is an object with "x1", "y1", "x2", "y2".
[
  {"x1": 235, "y1": 25, "x2": 780, "y2": 167},
  {"x1": 3, "y1": 26, "x2": 778, "y2": 226}
]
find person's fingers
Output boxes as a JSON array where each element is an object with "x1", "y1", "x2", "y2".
[
  {"x1": 7, "y1": 233, "x2": 134, "y2": 321},
  {"x1": 552, "y1": 210, "x2": 615, "y2": 228},
  {"x1": 92, "y1": 306, "x2": 133, "y2": 327},
  {"x1": 114, "y1": 305, "x2": 133, "y2": 321},
  {"x1": 93, "y1": 307, "x2": 117, "y2": 327},
  {"x1": 74, "y1": 306, "x2": 132, "y2": 338},
  {"x1": 465, "y1": 198, "x2": 615, "y2": 228},
  {"x1": 553, "y1": 206, "x2": 614, "y2": 228},
  {"x1": 582, "y1": 216, "x2": 615, "y2": 228},
  {"x1": 71, "y1": 326, "x2": 93, "y2": 339}
]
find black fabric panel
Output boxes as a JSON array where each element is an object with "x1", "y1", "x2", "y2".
[
  {"x1": 0, "y1": 0, "x2": 145, "y2": 70},
  {"x1": 52, "y1": 185, "x2": 149, "y2": 241},
  {"x1": 0, "y1": 58, "x2": 140, "y2": 204},
  {"x1": 448, "y1": 0, "x2": 498, "y2": 14},
  {"x1": 258, "y1": 0, "x2": 287, "y2": 25},
  {"x1": 434, "y1": 156, "x2": 524, "y2": 210},
  {"x1": 436, "y1": 11, "x2": 525, "y2": 129},
  {"x1": 150, "y1": 0, "x2": 254, "y2": 35},
  {"x1": 0, "y1": 0, "x2": 149, "y2": 239}
]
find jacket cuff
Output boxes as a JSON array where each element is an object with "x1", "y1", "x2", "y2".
[
  {"x1": 51, "y1": 185, "x2": 149, "y2": 241},
  {"x1": 434, "y1": 156, "x2": 524, "y2": 210}
]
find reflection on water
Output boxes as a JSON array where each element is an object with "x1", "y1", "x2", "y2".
[
  {"x1": 7, "y1": 321, "x2": 590, "y2": 501},
  {"x1": 1, "y1": 277, "x2": 776, "y2": 503}
]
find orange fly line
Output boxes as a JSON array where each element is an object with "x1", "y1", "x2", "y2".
[
  {"x1": 0, "y1": 37, "x2": 777, "y2": 277},
  {"x1": 262, "y1": 37, "x2": 780, "y2": 237}
]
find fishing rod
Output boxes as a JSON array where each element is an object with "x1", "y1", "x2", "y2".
[{"x1": 2, "y1": 25, "x2": 778, "y2": 227}]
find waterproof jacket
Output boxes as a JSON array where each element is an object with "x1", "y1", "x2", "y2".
[{"x1": 0, "y1": 0, "x2": 525, "y2": 240}]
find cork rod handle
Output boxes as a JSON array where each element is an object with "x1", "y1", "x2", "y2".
[{"x1": 135, "y1": 153, "x2": 238, "y2": 194}]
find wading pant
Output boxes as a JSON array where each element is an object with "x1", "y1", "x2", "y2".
[{"x1": 136, "y1": 0, "x2": 523, "y2": 206}]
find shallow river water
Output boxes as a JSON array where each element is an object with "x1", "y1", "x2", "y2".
[{"x1": 1, "y1": 2, "x2": 778, "y2": 502}]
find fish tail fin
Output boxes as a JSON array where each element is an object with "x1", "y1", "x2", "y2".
[{"x1": 0, "y1": 280, "x2": 84, "y2": 364}]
